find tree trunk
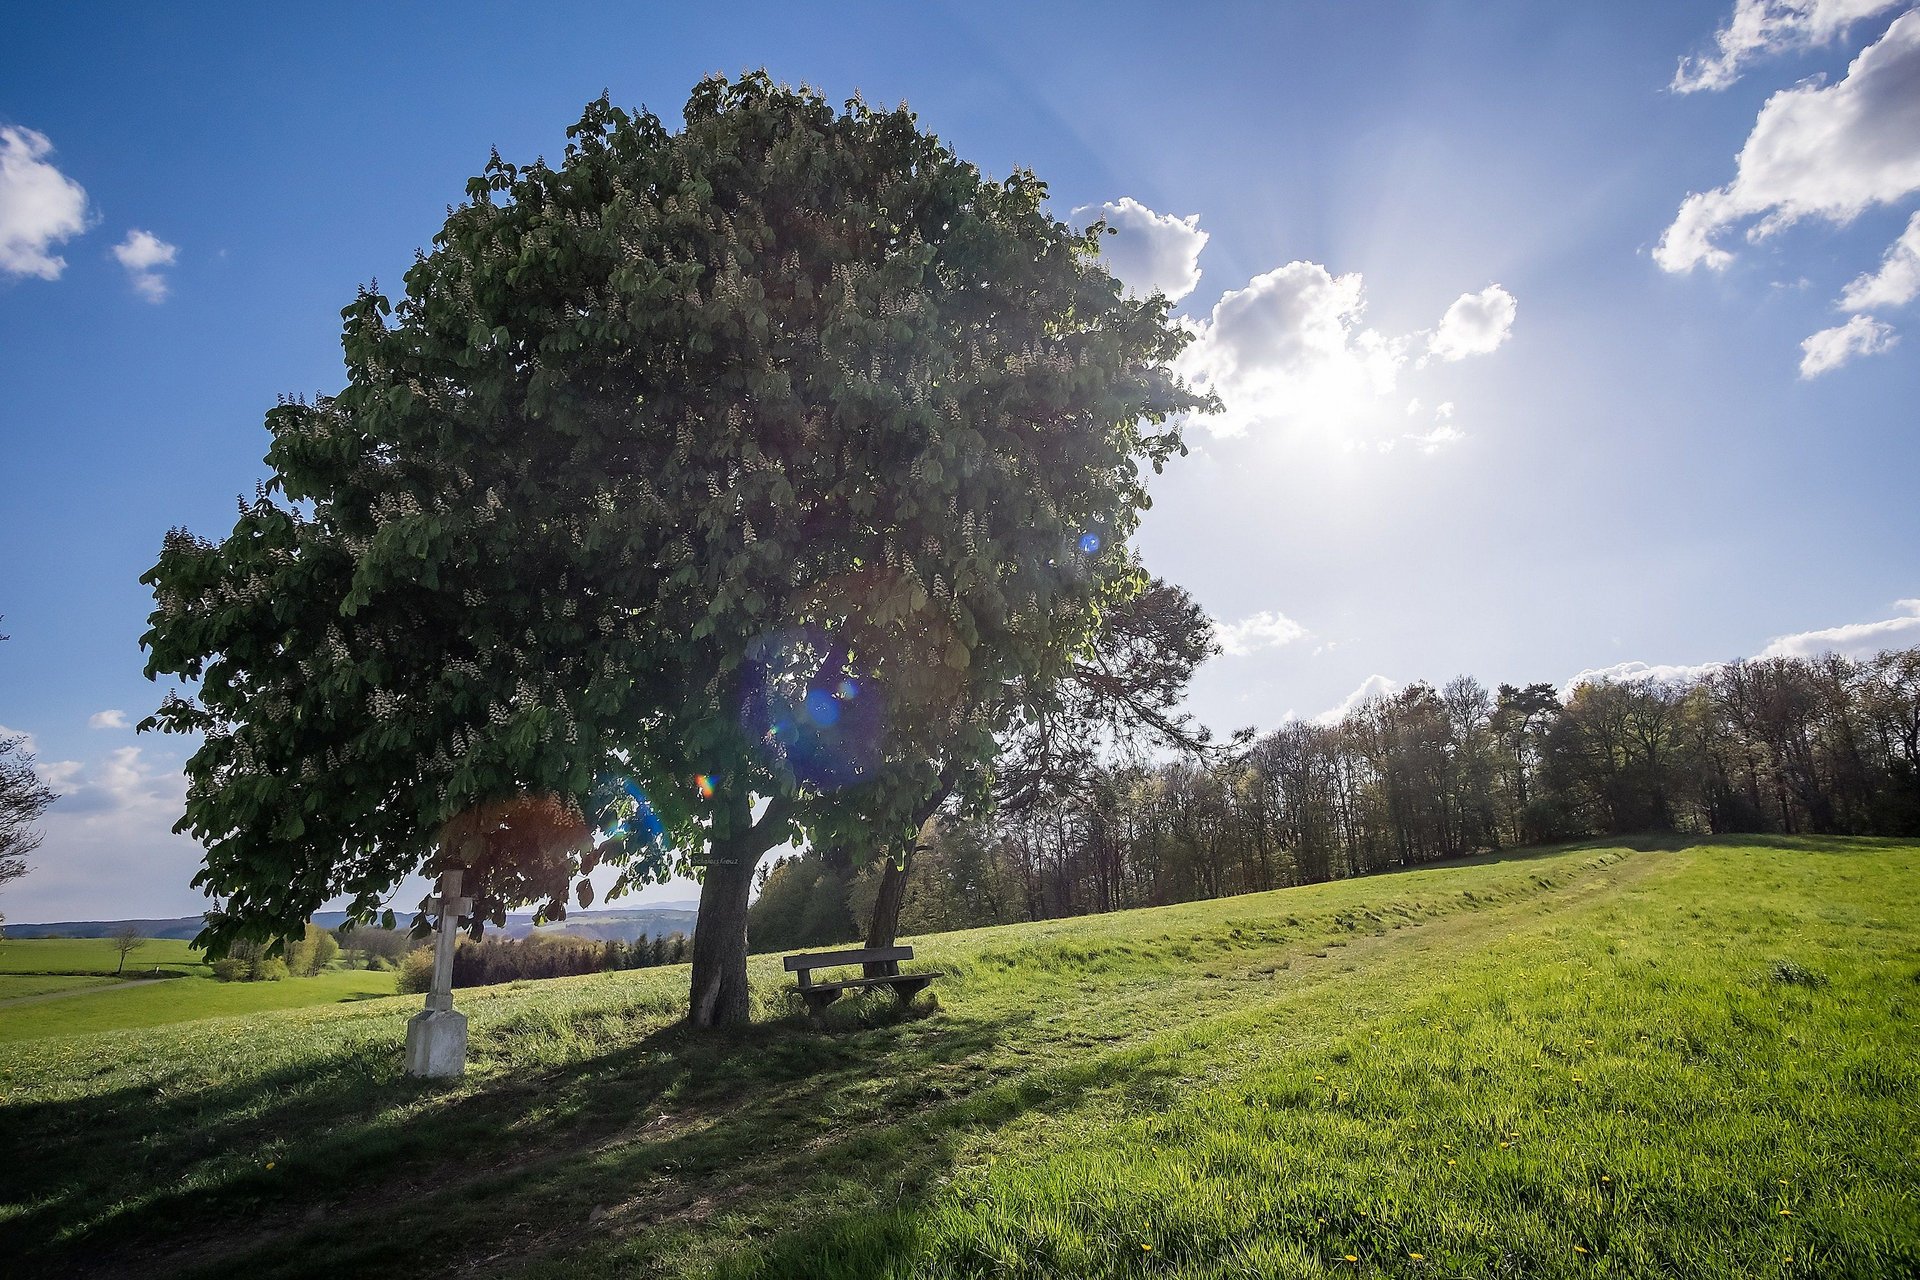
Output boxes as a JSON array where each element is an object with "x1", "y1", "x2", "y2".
[
  {"x1": 687, "y1": 848, "x2": 756, "y2": 1028},
  {"x1": 863, "y1": 847, "x2": 913, "y2": 978},
  {"x1": 862, "y1": 780, "x2": 955, "y2": 977}
]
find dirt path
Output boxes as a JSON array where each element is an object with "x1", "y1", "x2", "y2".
[{"x1": 0, "y1": 977, "x2": 163, "y2": 1010}]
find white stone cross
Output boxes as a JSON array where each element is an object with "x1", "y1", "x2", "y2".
[
  {"x1": 422, "y1": 869, "x2": 474, "y2": 1014},
  {"x1": 405, "y1": 867, "x2": 473, "y2": 1077}
]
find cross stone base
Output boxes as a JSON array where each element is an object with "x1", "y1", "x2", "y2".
[{"x1": 404, "y1": 1009, "x2": 468, "y2": 1078}]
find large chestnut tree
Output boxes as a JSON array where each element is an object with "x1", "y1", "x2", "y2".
[{"x1": 142, "y1": 74, "x2": 1201, "y2": 1027}]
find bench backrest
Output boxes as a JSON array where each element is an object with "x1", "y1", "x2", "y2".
[{"x1": 783, "y1": 945, "x2": 912, "y2": 973}]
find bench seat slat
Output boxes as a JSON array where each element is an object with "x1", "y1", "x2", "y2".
[
  {"x1": 782, "y1": 945, "x2": 912, "y2": 972},
  {"x1": 803, "y1": 971, "x2": 944, "y2": 994}
]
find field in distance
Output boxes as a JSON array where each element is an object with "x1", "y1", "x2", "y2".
[
  {"x1": 0, "y1": 935, "x2": 396, "y2": 1041},
  {"x1": 0, "y1": 934, "x2": 210, "y2": 977},
  {"x1": 2, "y1": 837, "x2": 1915, "y2": 1278}
]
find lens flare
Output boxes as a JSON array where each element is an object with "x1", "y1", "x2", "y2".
[
  {"x1": 837, "y1": 678, "x2": 860, "y2": 700},
  {"x1": 606, "y1": 778, "x2": 666, "y2": 849},
  {"x1": 804, "y1": 688, "x2": 841, "y2": 726},
  {"x1": 1078, "y1": 532, "x2": 1102, "y2": 555},
  {"x1": 695, "y1": 774, "x2": 716, "y2": 799}
]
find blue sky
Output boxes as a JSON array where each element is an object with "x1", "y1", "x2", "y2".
[{"x1": 3, "y1": 0, "x2": 1917, "y2": 922}]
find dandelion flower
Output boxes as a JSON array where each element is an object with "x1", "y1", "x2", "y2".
[
  {"x1": 1574, "y1": 1244, "x2": 1589, "y2": 1255},
  {"x1": 1143, "y1": 1243, "x2": 1153, "y2": 1251},
  {"x1": 1447, "y1": 1159, "x2": 1457, "y2": 1167},
  {"x1": 1409, "y1": 1253, "x2": 1425, "y2": 1261},
  {"x1": 1779, "y1": 1209, "x2": 1792, "y2": 1217},
  {"x1": 266, "y1": 1161, "x2": 276, "y2": 1170},
  {"x1": 1345, "y1": 1254, "x2": 1359, "y2": 1263}
]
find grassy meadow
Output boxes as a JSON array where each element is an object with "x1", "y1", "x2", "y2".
[
  {"x1": 1, "y1": 837, "x2": 1915, "y2": 1278},
  {"x1": 0, "y1": 935, "x2": 397, "y2": 1041},
  {"x1": 0, "y1": 934, "x2": 210, "y2": 976}
]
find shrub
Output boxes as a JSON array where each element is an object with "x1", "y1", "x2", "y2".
[
  {"x1": 211, "y1": 957, "x2": 250, "y2": 982},
  {"x1": 212, "y1": 939, "x2": 291, "y2": 981},
  {"x1": 366, "y1": 954, "x2": 392, "y2": 972},
  {"x1": 250, "y1": 956, "x2": 289, "y2": 982},
  {"x1": 398, "y1": 947, "x2": 436, "y2": 995}
]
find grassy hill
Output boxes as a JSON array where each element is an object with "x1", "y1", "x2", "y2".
[
  {"x1": 0, "y1": 934, "x2": 210, "y2": 976},
  {"x1": 1, "y1": 837, "x2": 1915, "y2": 1278},
  {"x1": 0, "y1": 936, "x2": 397, "y2": 1040}
]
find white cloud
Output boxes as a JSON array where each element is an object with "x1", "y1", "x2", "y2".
[
  {"x1": 1074, "y1": 197, "x2": 1209, "y2": 303},
  {"x1": 112, "y1": 229, "x2": 178, "y2": 302},
  {"x1": 1799, "y1": 313, "x2": 1898, "y2": 374},
  {"x1": 1554, "y1": 600, "x2": 1920, "y2": 700},
  {"x1": 0, "y1": 738, "x2": 210, "y2": 923},
  {"x1": 1656, "y1": 11, "x2": 1920, "y2": 273},
  {"x1": 1313, "y1": 674, "x2": 1400, "y2": 725},
  {"x1": 1215, "y1": 610, "x2": 1309, "y2": 657},
  {"x1": 1673, "y1": 0, "x2": 1909, "y2": 92},
  {"x1": 88, "y1": 709, "x2": 129, "y2": 730},
  {"x1": 0, "y1": 126, "x2": 91, "y2": 280},
  {"x1": 1405, "y1": 423, "x2": 1465, "y2": 455},
  {"x1": 1759, "y1": 597, "x2": 1920, "y2": 657},
  {"x1": 1425, "y1": 284, "x2": 1518, "y2": 362},
  {"x1": 38, "y1": 744, "x2": 185, "y2": 818},
  {"x1": 1838, "y1": 208, "x2": 1920, "y2": 309},
  {"x1": 1558, "y1": 659, "x2": 1726, "y2": 697},
  {"x1": 1177, "y1": 262, "x2": 1516, "y2": 442},
  {"x1": 1176, "y1": 261, "x2": 1406, "y2": 438}
]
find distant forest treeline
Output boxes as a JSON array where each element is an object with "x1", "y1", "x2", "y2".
[{"x1": 749, "y1": 646, "x2": 1920, "y2": 950}]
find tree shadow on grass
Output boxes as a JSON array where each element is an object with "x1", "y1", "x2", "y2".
[{"x1": 2, "y1": 988, "x2": 1163, "y2": 1279}]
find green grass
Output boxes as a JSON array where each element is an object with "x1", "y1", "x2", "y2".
[
  {"x1": 1, "y1": 837, "x2": 1915, "y2": 1278},
  {"x1": 0, "y1": 935, "x2": 210, "y2": 976},
  {"x1": 0, "y1": 974, "x2": 121, "y2": 1001},
  {"x1": 0, "y1": 968, "x2": 398, "y2": 1042}
]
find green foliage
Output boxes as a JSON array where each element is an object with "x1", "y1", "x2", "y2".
[
  {"x1": 209, "y1": 956, "x2": 249, "y2": 982},
  {"x1": 397, "y1": 947, "x2": 434, "y2": 996},
  {"x1": 0, "y1": 839, "x2": 1914, "y2": 1276},
  {"x1": 282, "y1": 923, "x2": 339, "y2": 977},
  {"x1": 138, "y1": 73, "x2": 1204, "y2": 967},
  {"x1": 211, "y1": 933, "x2": 326, "y2": 982},
  {"x1": 746, "y1": 854, "x2": 859, "y2": 952},
  {"x1": 334, "y1": 923, "x2": 412, "y2": 968}
]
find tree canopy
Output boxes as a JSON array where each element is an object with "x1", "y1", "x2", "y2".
[{"x1": 142, "y1": 73, "x2": 1204, "y2": 1023}]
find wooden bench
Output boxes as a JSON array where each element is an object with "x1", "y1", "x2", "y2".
[{"x1": 783, "y1": 945, "x2": 941, "y2": 1016}]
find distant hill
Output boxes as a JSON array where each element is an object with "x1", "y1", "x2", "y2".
[{"x1": 5, "y1": 903, "x2": 701, "y2": 944}]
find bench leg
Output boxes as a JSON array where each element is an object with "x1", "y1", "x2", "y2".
[{"x1": 888, "y1": 977, "x2": 933, "y2": 1004}]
